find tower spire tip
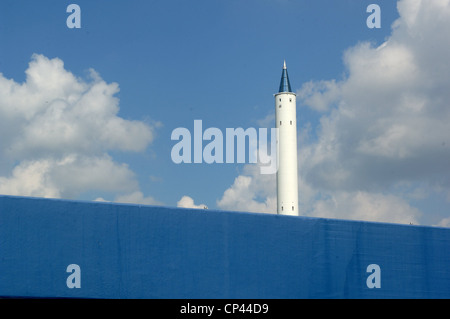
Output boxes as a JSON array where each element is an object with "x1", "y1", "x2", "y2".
[{"x1": 278, "y1": 60, "x2": 292, "y2": 92}]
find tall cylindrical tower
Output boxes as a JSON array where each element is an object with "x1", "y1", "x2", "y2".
[{"x1": 275, "y1": 61, "x2": 298, "y2": 216}]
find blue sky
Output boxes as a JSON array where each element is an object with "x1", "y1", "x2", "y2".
[{"x1": 1, "y1": 0, "x2": 449, "y2": 227}]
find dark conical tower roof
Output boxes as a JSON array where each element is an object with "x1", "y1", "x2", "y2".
[{"x1": 278, "y1": 60, "x2": 292, "y2": 93}]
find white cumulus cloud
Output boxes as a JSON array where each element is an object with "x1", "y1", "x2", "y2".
[
  {"x1": 298, "y1": 0, "x2": 450, "y2": 195},
  {"x1": 217, "y1": 164, "x2": 276, "y2": 214},
  {"x1": 0, "y1": 54, "x2": 160, "y2": 203},
  {"x1": 177, "y1": 195, "x2": 208, "y2": 209},
  {"x1": 309, "y1": 191, "x2": 421, "y2": 225}
]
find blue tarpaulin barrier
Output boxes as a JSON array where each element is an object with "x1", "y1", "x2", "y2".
[{"x1": 0, "y1": 195, "x2": 449, "y2": 298}]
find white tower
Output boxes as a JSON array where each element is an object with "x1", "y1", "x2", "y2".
[{"x1": 275, "y1": 61, "x2": 299, "y2": 216}]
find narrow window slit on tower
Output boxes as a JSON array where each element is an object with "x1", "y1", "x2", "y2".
[{"x1": 290, "y1": 120, "x2": 292, "y2": 125}]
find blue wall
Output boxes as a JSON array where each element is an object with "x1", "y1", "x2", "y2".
[{"x1": 0, "y1": 195, "x2": 449, "y2": 298}]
